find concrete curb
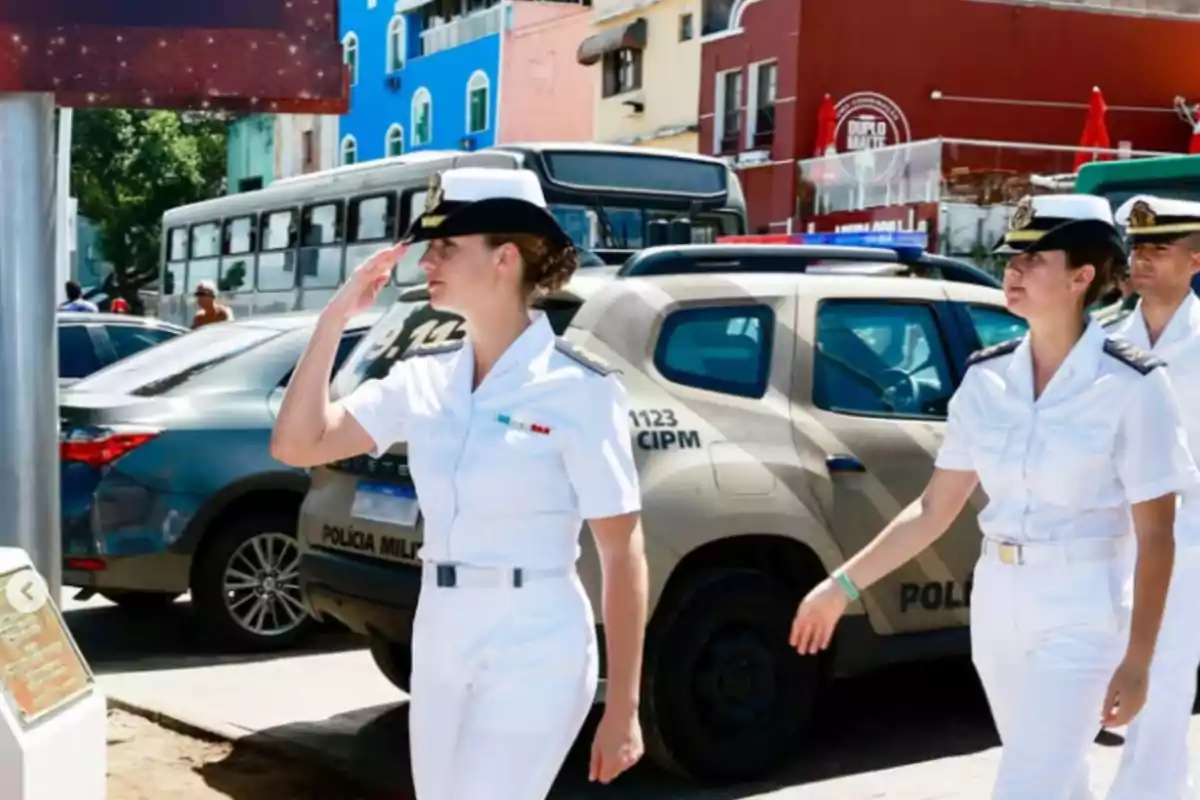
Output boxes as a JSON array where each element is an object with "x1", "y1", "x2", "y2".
[{"x1": 107, "y1": 695, "x2": 385, "y2": 796}]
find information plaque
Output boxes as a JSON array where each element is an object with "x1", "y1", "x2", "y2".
[
  {"x1": 0, "y1": 567, "x2": 92, "y2": 726},
  {"x1": 0, "y1": 0, "x2": 348, "y2": 112}
]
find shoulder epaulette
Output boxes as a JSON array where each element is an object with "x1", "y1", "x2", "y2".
[
  {"x1": 554, "y1": 339, "x2": 617, "y2": 375},
  {"x1": 965, "y1": 338, "x2": 1021, "y2": 367},
  {"x1": 1103, "y1": 336, "x2": 1163, "y2": 375},
  {"x1": 402, "y1": 339, "x2": 464, "y2": 360}
]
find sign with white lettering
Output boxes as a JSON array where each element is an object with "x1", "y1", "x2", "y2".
[{"x1": 833, "y1": 92, "x2": 912, "y2": 184}]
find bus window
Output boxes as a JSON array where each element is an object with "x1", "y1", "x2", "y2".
[
  {"x1": 258, "y1": 209, "x2": 298, "y2": 292},
  {"x1": 221, "y1": 216, "x2": 257, "y2": 294},
  {"x1": 165, "y1": 227, "x2": 188, "y2": 295},
  {"x1": 346, "y1": 193, "x2": 398, "y2": 274},
  {"x1": 300, "y1": 202, "x2": 345, "y2": 289},
  {"x1": 187, "y1": 222, "x2": 221, "y2": 293}
]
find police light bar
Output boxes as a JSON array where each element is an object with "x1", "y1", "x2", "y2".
[{"x1": 717, "y1": 230, "x2": 929, "y2": 256}]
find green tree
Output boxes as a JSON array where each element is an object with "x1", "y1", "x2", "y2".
[{"x1": 70, "y1": 109, "x2": 228, "y2": 297}]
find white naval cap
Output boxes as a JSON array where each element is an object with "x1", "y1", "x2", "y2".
[
  {"x1": 434, "y1": 167, "x2": 549, "y2": 208},
  {"x1": 994, "y1": 193, "x2": 1123, "y2": 256},
  {"x1": 1115, "y1": 194, "x2": 1200, "y2": 243}
]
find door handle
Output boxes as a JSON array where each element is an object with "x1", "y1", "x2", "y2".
[{"x1": 826, "y1": 455, "x2": 865, "y2": 473}]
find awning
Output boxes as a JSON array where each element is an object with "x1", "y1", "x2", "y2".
[{"x1": 576, "y1": 18, "x2": 647, "y2": 66}]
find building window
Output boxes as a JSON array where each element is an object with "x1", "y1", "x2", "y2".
[
  {"x1": 466, "y1": 70, "x2": 490, "y2": 134},
  {"x1": 601, "y1": 49, "x2": 642, "y2": 98},
  {"x1": 679, "y1": 12, "x2": 693, "y2": 41},
  {"x1": 341, "y1": 135, "x2": 358, "y2": 165},
  {"x1": 749, "y1": 60, "x2": 778, "y2": 149},
  {"x1": 342, "y1": 32, "x2": 359, "y2": 86},
  {"x1": 302, "y1": 130, "x2": 316, "y2": 171},
  {"x1": 387, "y1": 15, "x2": 406, "y2": 72},
  {"x1": 412, "y1": 88, "x2": 432, "y2": 146},
  {"x1": 386, "y1": 124, "x2": 405, "y2": 157},
  {"x1": 715, "y1": 69, "x2": 742, "y2": 154}
]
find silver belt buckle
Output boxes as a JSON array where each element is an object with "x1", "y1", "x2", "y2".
[{"x1": 996, "y1": 542, "x2": 1024, "y2": 566}]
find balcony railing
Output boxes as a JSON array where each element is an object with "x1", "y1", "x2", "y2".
[
  {"x1": 420, "y1": 5, "x2": 504, "y2": 57},
  {"x1": 973, "y1": 0, "x2": 1200, "y2": 17}
]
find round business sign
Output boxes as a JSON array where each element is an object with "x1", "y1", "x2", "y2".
[{"x1": 832, "y1": 92, "x2": 912, "y2": 184}]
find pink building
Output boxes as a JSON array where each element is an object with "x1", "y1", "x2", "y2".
[{"x1": 498, "y1": 2, "x2": 596, "y2": 144}]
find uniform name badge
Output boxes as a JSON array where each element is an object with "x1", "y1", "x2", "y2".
[{"x1": 351, "y1": 480, "x2": 420, "y2": 527}]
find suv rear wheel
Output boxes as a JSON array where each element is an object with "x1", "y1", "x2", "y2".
[
  {"x1": 641, "y1": 568, "x2": 823, "y2": 783},
  {"x1": 191, "y1": 510, "x2": 316, "y2": 651}
]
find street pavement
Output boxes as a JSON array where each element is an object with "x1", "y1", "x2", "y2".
[{"x1": 62, "y1": 592, "x2": 1200, "y2": 799}]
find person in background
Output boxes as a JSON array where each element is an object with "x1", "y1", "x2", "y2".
[
  {"x1": 59, "y1": 280, "x2": 97, "y2": 312},
  {"x1": 191, "y1": 280, "x2": 233, "y2": 329},
  {"x1": 1107, "y1": 196, "x2": 1200, "y2": 800}
]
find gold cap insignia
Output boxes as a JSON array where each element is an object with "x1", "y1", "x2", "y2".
[
  {"x1": 425, "y1": 172, "x2": 444, "y2": 214},
  {"x1": 1010, "y1": 196, "x2": 1035, "y2": 231},
  {"x1": 1128, "y1": 200, "x2": 1157, "y2": 230}
]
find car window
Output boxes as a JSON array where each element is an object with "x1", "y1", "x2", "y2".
[
  {"x1": 966, "y1": 305, "x2": 1027, "y2": 348},
  {"x1": 653, "y1": 305, "x2": 774, "y2": 398},
  {"x1": 106, "y1": 324, "x2": 182, "y2": 361},
  {"x1": 71, "y1": 323, "x2": 282, "y2": 395},
  {"x1": 59, "y1": 325, "x2": 101, "y2": 379},
  {"x1": 280, "y1": 331, "x2": 365, "y2": 388},
  {"x1": 814, "y1": 301, "x2": 954, "y2": 419}
]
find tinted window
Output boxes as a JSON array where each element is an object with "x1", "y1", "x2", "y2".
[
  {"x1": 281, "y1": 332, "x2": 365, "y2": 388},
  {"x1": 59, "y1": 325, "x2": 101, "y2": 379},
  {"x1": 72, "y1": 324, "x2": 281, "y2": 395},
  {"x1": 654, "y1": 305, "x2": 773, "y2": 398},
  {"x1": 814, "y1": 301, "x2": 954, "y2": 418},
  {"x1": 106, "y1": 324, "x2": 181, "y2": 361},
  {"x1": 966, "y1": 305, "x2": 1027, "y2": 348},
  {"x1": 542, "y1": 152, "x2": 727, "y2": 196}
]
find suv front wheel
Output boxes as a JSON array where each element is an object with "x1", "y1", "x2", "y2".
[{"x1": 640, "y1": 568, "x2": 823, "y2": 783}]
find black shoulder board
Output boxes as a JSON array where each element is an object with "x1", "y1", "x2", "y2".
[
  {"x1": 1103, "y1": 336, "x2": 1163, "y2": 375},
  {"x1": 965, "y1": 338, "x2": 1021, "y2": 367},
  {"x1": 402, "y1": 340, "x2": 464, "y2": 360},
  {"x1": 555, "y1": 339, "x2": 617, "y2": 375}
]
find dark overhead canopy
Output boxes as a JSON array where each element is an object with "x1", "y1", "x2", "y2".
[{"x1": 576, "y1": 18, "x2": 648, "y2": 66}]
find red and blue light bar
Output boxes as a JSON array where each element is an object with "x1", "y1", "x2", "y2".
[{"x1": 716, "y1": 230, "x2": 929, "y2": 257}]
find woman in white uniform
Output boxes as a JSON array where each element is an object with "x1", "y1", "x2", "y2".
[
  {"x1": 788, "y1": 194, "x2": 1197, "y2": 799},
  {"x1": 271, "y1": 168, "x2": 648, "y2": 799}
]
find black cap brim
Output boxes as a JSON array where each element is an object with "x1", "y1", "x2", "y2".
[
  {"x1": 993, "y1": 218, "x2": 1128, "y2": 263},
  {"x1": 404, "y1": 197, "x2": 574, "y2": 250}
]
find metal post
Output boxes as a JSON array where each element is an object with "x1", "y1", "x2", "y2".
[
  {"x1": 0, "y1": 93, "x2": 61, "y2": 599},
  {"x1": 56, "y1": 108, "x2": 73, "y2": 303}
]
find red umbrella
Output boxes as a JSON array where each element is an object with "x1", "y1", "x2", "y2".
[
  {"x1": 814, "y1": 93, "x2": 837, "y2": 157},
  {"x1": 1187, "y1": 104, "x2": 1200, "y2": 154},
  {"x1": 1074, "y1": 86, "x2": 1113, "y2": 171}
]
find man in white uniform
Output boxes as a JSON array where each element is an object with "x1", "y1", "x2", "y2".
[{"x1": 1108, "y1": 196, "x2": 1200, "y2": 800}]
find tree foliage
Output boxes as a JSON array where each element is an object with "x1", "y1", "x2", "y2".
[{"x1": 70, "y1": 109, "x2": 228, "y2": 296}]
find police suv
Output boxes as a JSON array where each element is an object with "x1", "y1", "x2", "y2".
[{"x1": 295, "y1": 231, "x2": 1021, "y2": 784}]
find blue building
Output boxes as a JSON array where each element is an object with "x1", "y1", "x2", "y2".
[{"x1": 339, "y1": 0, "x2": 510, "y2": 163}]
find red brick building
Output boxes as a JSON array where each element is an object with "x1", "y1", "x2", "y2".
[{"x1": 699, "y1": 0, "x2": 1200, "y2": 233}]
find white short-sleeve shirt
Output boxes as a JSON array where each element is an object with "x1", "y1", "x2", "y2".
[
  {"x1": 1114, "y1": 292, "x2": 1200, "y2": 546},
  {"x1": 935, "y1": 319, "x2": 1198, "y2": 543},
  {"x1": 340, "y1": 312, "x2": 642, "y2": 569}
]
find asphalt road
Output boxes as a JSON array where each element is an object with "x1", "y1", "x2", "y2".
[{"x1": 60, "y1": 593, "x2": 1195, "y2": 799}]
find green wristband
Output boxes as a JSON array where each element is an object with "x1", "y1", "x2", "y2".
[{"x1": 834, "y1": 570, "x2": 860, "y2": 602}]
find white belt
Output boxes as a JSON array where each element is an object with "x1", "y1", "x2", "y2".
[
  {"x1": 422, "y1": 561, "x2": 571, "y2": 589},
  {"x1": 980, "y1": 537, "x2": 1125, "y2": 567}
]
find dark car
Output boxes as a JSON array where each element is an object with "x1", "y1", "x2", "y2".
[
  {"x1": 59, "y1": 312, "x2": 188, "y2": 386},
  {"x1": 59, "y1": 309, "x2": 380, "y2": 651}
]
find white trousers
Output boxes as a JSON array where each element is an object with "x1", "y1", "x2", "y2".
[
  {"x1": 970, "y1": 547, "x2": 1128, "y2": 800},
  {"x1": 408, "y1": 571, "x2": 599, "y2": 800},
  {"x1": 1107, "y1": 546, "x2": 1200, "y2": 800}
]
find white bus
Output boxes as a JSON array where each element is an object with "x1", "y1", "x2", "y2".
[{"x1": 152, "y1": 143, "x2": 748, "y2": 326}]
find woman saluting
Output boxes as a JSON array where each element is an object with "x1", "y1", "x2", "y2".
[
  {"x1": 789, "y1": 194, "x2": 1197, "y2": 799},
  {"x1": 271, "y1": 168, "x2": 647, "y2": 798}
]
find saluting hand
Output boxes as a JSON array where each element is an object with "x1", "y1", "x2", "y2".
[
  {"x1": 589, "y1": 707, "x2": 644, "y2": 784},
  {"x1": 1101, "y1": 658, "x2": 1150, "y2": 727},
  {"x1": 789, "y1": 578, "x2": 850, "y2": 655},
  {"x1": 327, "y1": 242, "x2": 408, "y2": 320}
]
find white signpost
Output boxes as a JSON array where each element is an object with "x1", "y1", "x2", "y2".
[{"x1": 0, "y1": 548, "x2": 106, "y2": 799}]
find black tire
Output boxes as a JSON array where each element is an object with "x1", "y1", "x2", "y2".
[
  {"x1": 641, "y1": 568, "x2": 824, "y2": 784},
  {"x1": 99, "y1": 590, "x2": 181, "y2": 610},
  {"x1": 368, "y1": 634, "x2": 412, "y2": 693},
  {"x1": 191, "y1": 509, "x2": 316, "y2": 652}
]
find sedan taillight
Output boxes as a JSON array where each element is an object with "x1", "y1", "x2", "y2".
[{"x1": 60, "y1": 425, "x2": 161, "y2": 468}]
